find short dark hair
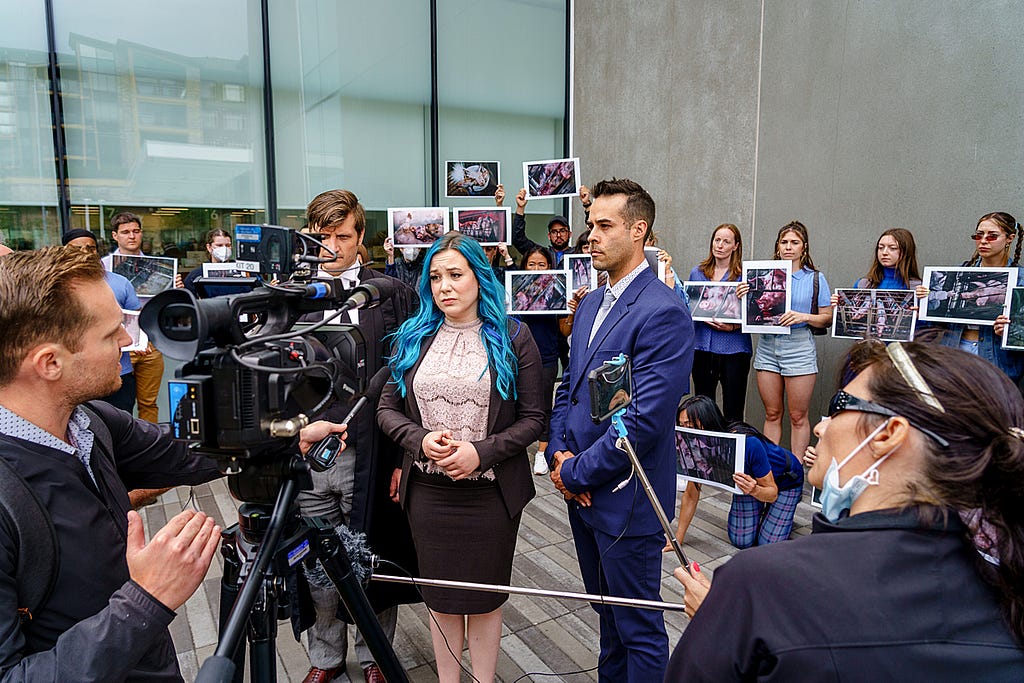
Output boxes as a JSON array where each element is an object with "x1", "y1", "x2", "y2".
[
  {"x1": 204, "y1": 228, "x2": 231, "y2": 246},
  {"x1": 111, "y1": 212, "x2": 142, "y2": 232},
  {"x1": 590, "y1": 178, "x2": 656, "y2": 240},
  {"x1": 306, "y1": 189, "x2": 366, "y2": 236},
  {"x1": 0, "y1": 247, "x2": 105, "y2": 385}
]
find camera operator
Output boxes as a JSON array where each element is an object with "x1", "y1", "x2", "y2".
[
  {"x1": 0, "y1": 246, "x2": 354, "y2": 681},
  {"x1": 300, "y1": 190, "x2": 419, "y2": 683}
]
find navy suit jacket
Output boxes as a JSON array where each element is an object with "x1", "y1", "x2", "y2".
[{"x1": 548, "y1": 266, "x2": 694, "y2": 536}]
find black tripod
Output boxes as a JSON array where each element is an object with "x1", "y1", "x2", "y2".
[{"x1": 196, "y1": 456, "x2": 408, "y2": 683}]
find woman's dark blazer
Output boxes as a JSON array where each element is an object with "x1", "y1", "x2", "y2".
[{"x1": 377, "y1": 320, "x2": 546, "y2": 519}]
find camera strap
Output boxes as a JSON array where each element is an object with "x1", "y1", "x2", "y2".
[
  {"x1": 0, "y1": 402, "x2": 112, "y2": 626},
  {"x1": 0, "y1": 446, "x2": 58, "y2": 625}
]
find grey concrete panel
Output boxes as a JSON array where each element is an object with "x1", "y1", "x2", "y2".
[
  {"x1": 573, "y1": 0, "x2": 762, "y2": 268},
  {"x1": 575, "y1": 0, "x2": 1024, "y2": 436}
]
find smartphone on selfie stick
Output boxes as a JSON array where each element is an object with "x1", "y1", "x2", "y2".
[{"x1": 588, "y1": 354, "x2": 692, "y2": 574}]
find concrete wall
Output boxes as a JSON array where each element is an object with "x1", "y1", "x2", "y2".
[{"x1": 574, "y1": 0, "x2": 1024, "y2": 434}]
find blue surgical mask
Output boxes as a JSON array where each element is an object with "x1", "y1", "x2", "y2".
[{"x1": 819, "y1": 420, "x2": 894, "y2": 523}]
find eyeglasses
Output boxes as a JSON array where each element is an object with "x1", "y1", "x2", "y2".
[
  {"x1": 549, "y1": 227, "x2": 570, "y2": 235},
  {"x1": 971, "y1": 232, "x2": 1002, "y2": 242},
  {"x1": 827, "y1": 390, "x2": 949, "y2": 447}
]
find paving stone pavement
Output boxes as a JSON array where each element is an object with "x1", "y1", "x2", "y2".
[{"x1": 142, "y1": 451, "x2": 816, "y2": 682}]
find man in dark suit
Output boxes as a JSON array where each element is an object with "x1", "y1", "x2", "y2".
[
  {"x1": 299, "y1": 189, "x2": 418, "y2": 683},
  {"x1": 548, "y1": 178, "x2": 694, "y2": 682}
]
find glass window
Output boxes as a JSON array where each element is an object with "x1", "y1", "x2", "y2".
[
  {"x1": 0, "y1": 5, "x2": 60, "y2": 249},
  {"x1": 270, "y1": 0, "x2": 432, "y2": 244},
  {"x1": 52, "y1": 0, "x2": 268, "y2": 255},
  {"x1": 437, "y1": 0, "x2": 567, "y2": 250}
]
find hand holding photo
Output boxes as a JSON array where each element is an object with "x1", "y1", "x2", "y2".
[
  {"x1": 832, "y1": 288, "x2": 916, "y2": 342},
  {"x1": 643, "y1": 246, "x2": 668, "y2": 283},
  {"x1": 741, "y1": 260, "x2": 791, "y2": 334},
  {"x1": 523, "y1": 157, "x2": 581, "y2": 199},
  {"x1": 1002, "y1": 287, "x2": 1024, "y2": 350},
  {"x1": 683, "y1": 281, "x2": 742, "y2": 324},
  {"x1": 564, "y1": 253, "x2": 598, "y2": 292},
  {"x1": 121, "y1": 309, "x2": 148, "y2": 352},
  {"x1": 918, "y1": 266, "x2": 1015, "y2": 325},
  {"x1": 675, "y1": 427, "x2": 746, "y2": 495},
  {"x1": 445, "y1": 161, "x2": 500, "y2": 197},
  {"x1": 505, "y1": 270, "x2": 569, "y2": 314},
  {"x1": 452, "y1": 207, "x2": 510, "y2": 246},
  {"x1": 388, "y1": 207, "x2": 451, "y2": 248}
]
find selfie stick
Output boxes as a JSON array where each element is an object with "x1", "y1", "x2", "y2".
[{"x1": 609, "y1": 408, "x2": 691, "y2": 573}]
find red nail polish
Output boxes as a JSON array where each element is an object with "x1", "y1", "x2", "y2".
[{"x1": 692, "y1": 561, "x2": 700, "y2": 573}]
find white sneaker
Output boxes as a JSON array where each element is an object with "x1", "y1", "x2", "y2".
[{"x1": 533, "y1": 451, "x2": 548, "y2": 475}]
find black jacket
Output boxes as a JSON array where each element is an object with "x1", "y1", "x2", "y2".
[
  {"x1": 0, "y1": 401, "x2": 220, "y2": 682},
  {"x1": 666, "y1": 507, "x2": 1024, "y2": 681},
  {"x1": 378, "y1": 321, "x2": 545, "y2": 519}
]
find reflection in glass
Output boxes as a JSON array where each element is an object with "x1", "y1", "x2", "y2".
[
  {"x1": 0, "y1": 4, "x2": 60, "y2": 248},
  {"x1": 53, "y1": 0, "x2": 267, "y2": 212}
]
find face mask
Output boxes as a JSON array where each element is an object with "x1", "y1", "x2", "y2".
[
  {"x1": 819, "y1": 420, "x2": 895, "y2": 523},
  {"x1": 401, "y1": 248, "x2": 418, "y2": 261},
  {"x1": 211, "y1": 246, "x2": 232, "y2": 262}
]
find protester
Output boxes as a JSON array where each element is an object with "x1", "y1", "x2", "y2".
[
  {"x1": 512, "y1": 188, "x2": 572, "y2": 266},
  {"x1": 688, "y1": 223, "x2": 752, "y2": 422},
  {"x1": 667, "y1": 395, "x2": 802, "y2": 550},
  {"x1": 669, "y1": 340, "x2": 1024, "y2": 679},
  {"x1": 548, "y1": 178, "x2": 694, "y2": 681},
  {"x1": 383, "y1": 236, "x2": 426, "y2": 289},
  {"x1": 916, "y1": 212, "x2": 1024, "y2": 385},
  {"x1": 182, "y1": 228, "x2": 250, "y2": 298},
  {"x1": 739, "y1": 220, "x2": 832, "y2": 458},
  {"x1": 378, "y1": 231, "x2": 545, "y2": 683},
  {"x1": 511, "y1": 245, "x2": 563, "y2": 475}
]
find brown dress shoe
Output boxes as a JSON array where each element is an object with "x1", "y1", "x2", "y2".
[
  {"x1": 301, "y1": 666, "x2": 342, "y2": 683},
  {"x1": 363, "y1": 663, "x2": 386, "y2": 683}
]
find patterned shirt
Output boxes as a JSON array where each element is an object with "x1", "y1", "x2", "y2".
[{"x1": 0, "y1": 404, "x2": 96, "y2": 483}]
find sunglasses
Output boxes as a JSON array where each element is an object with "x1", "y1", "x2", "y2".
[
  {"x1": 971, "y1": 232, "x2": 1003, "y2": 243},
  {"x1": 827, "y1": 390, "x2": 950, "y2": 448}
]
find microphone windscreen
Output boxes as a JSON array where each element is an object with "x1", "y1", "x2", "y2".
[{"x1": 303, "y1": 524, "x2": 374, "y2": 589}]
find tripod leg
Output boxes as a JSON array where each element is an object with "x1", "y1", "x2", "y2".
[
  {"x1": 217, "y1": 528, "x2": 246, "y2": 683},
  {"x1": 312, "y1": 526, "x2": 409, "y2": 683},
  {"x1": 246, "y1": 582, "x2": 279, "y2": 683}
]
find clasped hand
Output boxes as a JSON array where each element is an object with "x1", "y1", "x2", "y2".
[
  {"x1": 422, "y1": 430, "x2": 481, "y2": 479},
  {"x1": 549, "y1": 451, "x2": 591, "y2": 507}
]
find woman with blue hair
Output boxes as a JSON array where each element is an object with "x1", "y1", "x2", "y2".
[{"x1": 378, "y1": 231, "x2": 545, "y2": 683}]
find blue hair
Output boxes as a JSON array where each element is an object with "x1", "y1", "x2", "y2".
[{"x1": 387, "y1": 231, "x2": 520, "y2": 399}]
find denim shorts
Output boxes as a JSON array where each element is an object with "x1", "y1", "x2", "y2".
[{"x1": 752, "y1": 326, "x2": 818, "y2": 376}]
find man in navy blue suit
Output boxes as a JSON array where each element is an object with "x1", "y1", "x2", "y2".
[{"x1": 548, "y1": 178, "x2": 694, "y2": 682}]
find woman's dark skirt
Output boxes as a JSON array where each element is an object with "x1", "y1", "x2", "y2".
[{"x1": 406, "y1": 469, "x2": 521, "y2": 614}]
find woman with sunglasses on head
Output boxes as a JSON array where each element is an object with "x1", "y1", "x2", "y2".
[
  {"x1": 667, "y1": 341, "x2": 1024, "y2": 680},
  {"x1": 915, "y1": 212, "x2": 1024, "y2": 384},
  {"x1": 738, "y1": 221, "x2": 832, "y2": 459},
  {"x1": 687, "y1": 223, "x2": 752, "y2": 422},
  {"x1": 668, "y1": 395, "x2": 803, "y2": 551}
]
